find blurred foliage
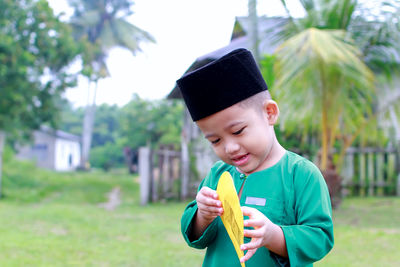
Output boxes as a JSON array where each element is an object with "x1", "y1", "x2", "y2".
[
  {"x1": 264, "y1": 0, "x2": 400, "y2": 171},
  {"x1": 90, "y1": 142, "x2": 125, "y2": 171},
  {"x1": 119, "y1": 94, "x2": 183, "y2": 150},
  {"x1": 60, "y1": 103, "x2": 124, "y2": 171},
  {"x1": 0, "y1": 0, "x2": 80, "y2": 139},
  {"x1": 66, "y1": 0, "x2": 155, "y2": 168},
  {"x1": 59, "y1": 95, "x2": 183, "y2": 170},
  {"x1": 260, "y1": 54, "x2": 275, "y2": 88},
  {"x1": 68, "y1": 0, "x2": 155, "y2": 82},
  {"x1": 88, "y1": 104, "x2": 121, "y2": 147},
  {"x1": 274, "y1": 28, "x2": 375, "y2": 170},
  {"x1": 59, "y1": 102, "x2": 84, "y2": 137},
  {"x1": 350, "y1": 0, "x2": 400, "y2": 75}
]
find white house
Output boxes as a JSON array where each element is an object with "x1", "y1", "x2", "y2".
[{"x1": 17, "y1": 126, "x2": 81, "y2": 171}]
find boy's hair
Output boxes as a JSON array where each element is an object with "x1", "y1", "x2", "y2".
[{"x1": 238, "y1": 90, "x2": 271, "y2": 111}]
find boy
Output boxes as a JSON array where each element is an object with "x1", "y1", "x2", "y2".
[{"x1": 177, "y1": 48, "x2": 334, "y2": 266}]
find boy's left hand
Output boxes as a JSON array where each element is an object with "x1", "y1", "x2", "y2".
[{"x1": 240, "y1": 206, "x2": 281, "y2": 263}]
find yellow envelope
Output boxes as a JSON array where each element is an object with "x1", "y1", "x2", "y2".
[{"x1": 216, "y1": 171, "x2": 245, "y2": 267}]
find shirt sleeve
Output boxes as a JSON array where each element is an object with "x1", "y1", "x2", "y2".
[
  {"x1": 180, "y1": 198, "x2": 219, "y2": 249},
  {"x1": 281, "y1": 161, "x2": 334, "y2": 266},
  {"x1": 180, "y1": 176, "x2": 219, "y2": 249}
]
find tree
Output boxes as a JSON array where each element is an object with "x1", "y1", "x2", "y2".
[
  {"x1": 90, "y1": 142, "x2": 125, "y2": 171},
  {"x1": 68, "y1": 0, "x2": 155, "y2": 169},
  {"x1": 119, "y1": 95, "x2": 183, "y2": 150},
  {"x1": 59, "y1": 102, "x2": 85, "y2": 136},
  {"x1": 273, "y1": 28, "x2": 375, "y2": 167},
  {"x1": 60, "y1": 102, "x2": 123, "y2": 170},
  {"x1": 85, "y1": 104, "x2": 124, "y2": 171},
  {"x1": 90, "y1": 104, "x2": 121, "y2": 147},
  {"x1": 58, "y1": 98, "x2": 182, "y2": 172},
  {"x1": 248, "y1": 0, "x2": 260, "y2": 64},
  {"x1": 266, "y1": 0, "x2": 400, "y2": 205},
  {"x1": 0, "y1": 0, "x2": 80, "y2": 197},
  {"x1": 268, "y1": 0, "x2": 400, "y2": 166},
  {"x1": 351, "y1": 1, "x2": 400, "y2": 142}
]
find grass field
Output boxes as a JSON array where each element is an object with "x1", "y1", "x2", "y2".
[
  {"x1": 318, "y1": 198, "x2": 400, "y2": 266},
  {"x1": 1, "y1": 158, "x2": 399, "y2": 266}
]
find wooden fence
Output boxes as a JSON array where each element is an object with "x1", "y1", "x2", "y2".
[
  {"x1": 340, "y1": 147, "x2": 400, "y2": 197},
  {"x1": 139, "y1": 147, "x2": 182, "y2": 205},
  {"x1": 139, "y1": 146, "x2": 400, "y2": 205}
]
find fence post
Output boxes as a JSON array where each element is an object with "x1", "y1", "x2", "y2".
[
  {"x1": 0, "y1": 131, "x2": 5, "y2": 199},
  {"x1": 342, "y1": 152, "x2": 354, "y2": 196},
  {"x1": 181, "y1": 136, "x2": 190, "y2": 200},
  {"x1": 397, "y1": 173, "x2": 400, "y2": 197},
  {"x1": 162, "y1": 150, "x2": 170, "y2": 196},
  {"x1": 377, "y1": 152, "x2": 384, "y2": 196},
  {"x1": 367, "y1": 152, "x2": 374, "y2": 196},
  {"x1": 396, "y1": 147, "x2": 400, "y2": 196},
  {"x1": 139, "y1": 147, "x2": 151, "y2": 205}
]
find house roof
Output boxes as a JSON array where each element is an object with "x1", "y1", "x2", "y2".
[
  {"x1": 39, "y1": 125, "x2": 81, "y2": 143},
  {"x1": 168, "y1": 16, "x2": 287, "y2": 99}
]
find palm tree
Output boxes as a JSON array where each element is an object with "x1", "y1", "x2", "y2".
[
  {"x1": 68, "y1": 0, "x2": 155, "y2": 169},
  {"x1": 248, "y1": 0, "x2": 260, "y2": 64},
  {"x1": 271, "y1": 0, "x2": 400, "y2": 171},
  {"x1": 274, "y1": 28, "x2": 375, "y2": 169},
  {"x1": 266, "y1": 0, "x2": 400, "y2": 206}
]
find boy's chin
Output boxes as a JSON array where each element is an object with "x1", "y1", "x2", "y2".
[
  {"x1": 223, "y1": 160, "x2": 253, "y2": 174},
  {"x1": 235, "y1": 166, "x2": 250, "y2": 175}
]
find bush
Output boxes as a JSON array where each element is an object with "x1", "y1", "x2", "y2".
[{"x1": 90, "y1": 143, "x2": 125, "y2": 171}]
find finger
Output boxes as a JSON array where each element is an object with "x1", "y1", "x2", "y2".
[
  {"x1": 244, "y1": 218, "x2": 264, "y2": 228},
  {"x1": 197, "y1": 195, "x2": 222, "y2": 207},
  {"x1": 243, "y1": 228, "x2": 263, "y2": 239},
  {"x1": 197, "y1": 206, "x2": 222, "y2": 220},
  {"x1": 199, "y1": 187, "x2": 219, "y2": 199},
  {"x1": 199, "y1": 211, "x2": 219, "y2": 221},
  {"x1": 241, "y1": 206, "x2": 259, "y2": 217},
  {"x1": 198, "y1": 204, "x2": 223, "y2": 215},
  {"x1": 240, "y1": 248, "x2": 257, "y2": 263},
  {"x1": 241, "y1": 238, "x2": 263, "y2": 251}
]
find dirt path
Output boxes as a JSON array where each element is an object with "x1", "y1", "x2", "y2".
[{"x1": 98, "y1": 186, "x2": 121, "y2": 211}]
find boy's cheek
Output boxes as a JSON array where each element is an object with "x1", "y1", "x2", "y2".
[{"x1": 212, "y1": 147, "x2": 225, "y2": 159}]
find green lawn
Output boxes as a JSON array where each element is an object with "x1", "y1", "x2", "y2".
[
  {"x1": 317, "y1": 198, "x2": 400, "y2": 266},
  {"x1": 1, "y1": 159, "x2": 399, "y2": 266}
]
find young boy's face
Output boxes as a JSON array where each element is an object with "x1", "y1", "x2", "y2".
[{"x1": 196, "y1": 101, "x2": 279, "y2": 175}]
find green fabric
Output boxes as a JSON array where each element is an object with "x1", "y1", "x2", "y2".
[{"x1": 181, "y1": 151, "x2": 334, "y2": 267}]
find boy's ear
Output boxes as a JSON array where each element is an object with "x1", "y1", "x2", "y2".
[{"x1": 263, "y1": 100, "x2": 279, "y2": 125}]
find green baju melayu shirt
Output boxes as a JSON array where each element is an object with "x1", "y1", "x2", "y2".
[{"x1": 181, "y1": 151, "x2": 334, "y2": 267}]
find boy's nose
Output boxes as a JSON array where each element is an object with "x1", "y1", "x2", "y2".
[{"x1": 225, "y1": 141, "x2": 240, "y2": 155}]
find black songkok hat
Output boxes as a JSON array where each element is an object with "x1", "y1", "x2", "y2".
[{"x1": 176, "y1": 48, "x2": 268, "y2": 121}]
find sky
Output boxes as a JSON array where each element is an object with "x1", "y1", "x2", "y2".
[{"x1": 49, "y1": 0, "x2": 304, "y2": 107}]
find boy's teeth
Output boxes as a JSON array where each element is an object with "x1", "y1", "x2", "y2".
[{"x1": 235, "y1": 154, "x2": 246, "y2": 161}]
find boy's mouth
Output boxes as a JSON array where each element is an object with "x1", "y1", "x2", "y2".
[{"x1": 231, "y1": 153, "x2": 250, "y2": 166}]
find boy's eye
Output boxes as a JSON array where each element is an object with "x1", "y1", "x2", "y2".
[
  {"x1": 210, "y1": 138, "x2": 220, "y2": 144},
  {"x1": 233, "y1": 127, "x2": 245, "y2": 135}
]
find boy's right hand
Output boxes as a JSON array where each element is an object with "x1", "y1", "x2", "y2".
[{"x1": 196, "y1": 186, "x2": 223, "y2": 223}]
